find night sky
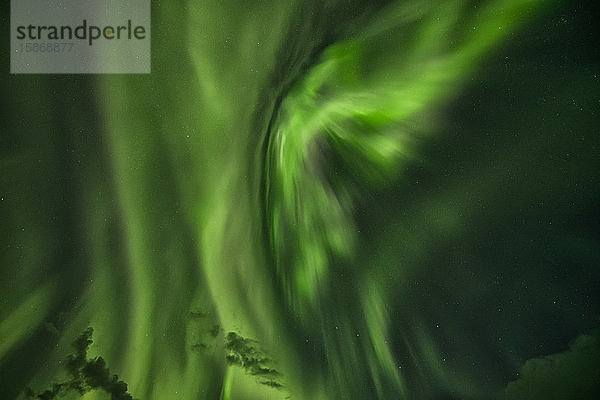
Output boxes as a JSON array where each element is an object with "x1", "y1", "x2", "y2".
[{"x1": 1, "y1": 1, "x2": 599, "y2": 399}]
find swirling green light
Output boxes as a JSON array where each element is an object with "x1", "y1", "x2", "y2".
[{"x1": 2, "y1": 1, "x2": 599, "y2": 400}]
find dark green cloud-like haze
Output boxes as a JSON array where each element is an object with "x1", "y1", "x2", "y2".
[{"x1": 1, "y1": 1, "x2": 599, "y2": 399}]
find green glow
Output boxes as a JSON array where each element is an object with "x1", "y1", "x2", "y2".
[
  {"x1": 0, "y1": 282, "x2": 57, "y2": 361},
  {"x1": 2, "y1": 1, "x2": 599, "y2": 400},
  {"x1": 266, "y1": 0, "x2": 547, "y2": 309}
]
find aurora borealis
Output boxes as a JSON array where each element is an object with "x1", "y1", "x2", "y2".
[{"x1": 1, "y1": 0, "x2": 599, "y2": 399}]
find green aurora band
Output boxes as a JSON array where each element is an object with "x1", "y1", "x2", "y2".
[{"x1": 1, "y1": 0, "x2": 599, "y2": 399}]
